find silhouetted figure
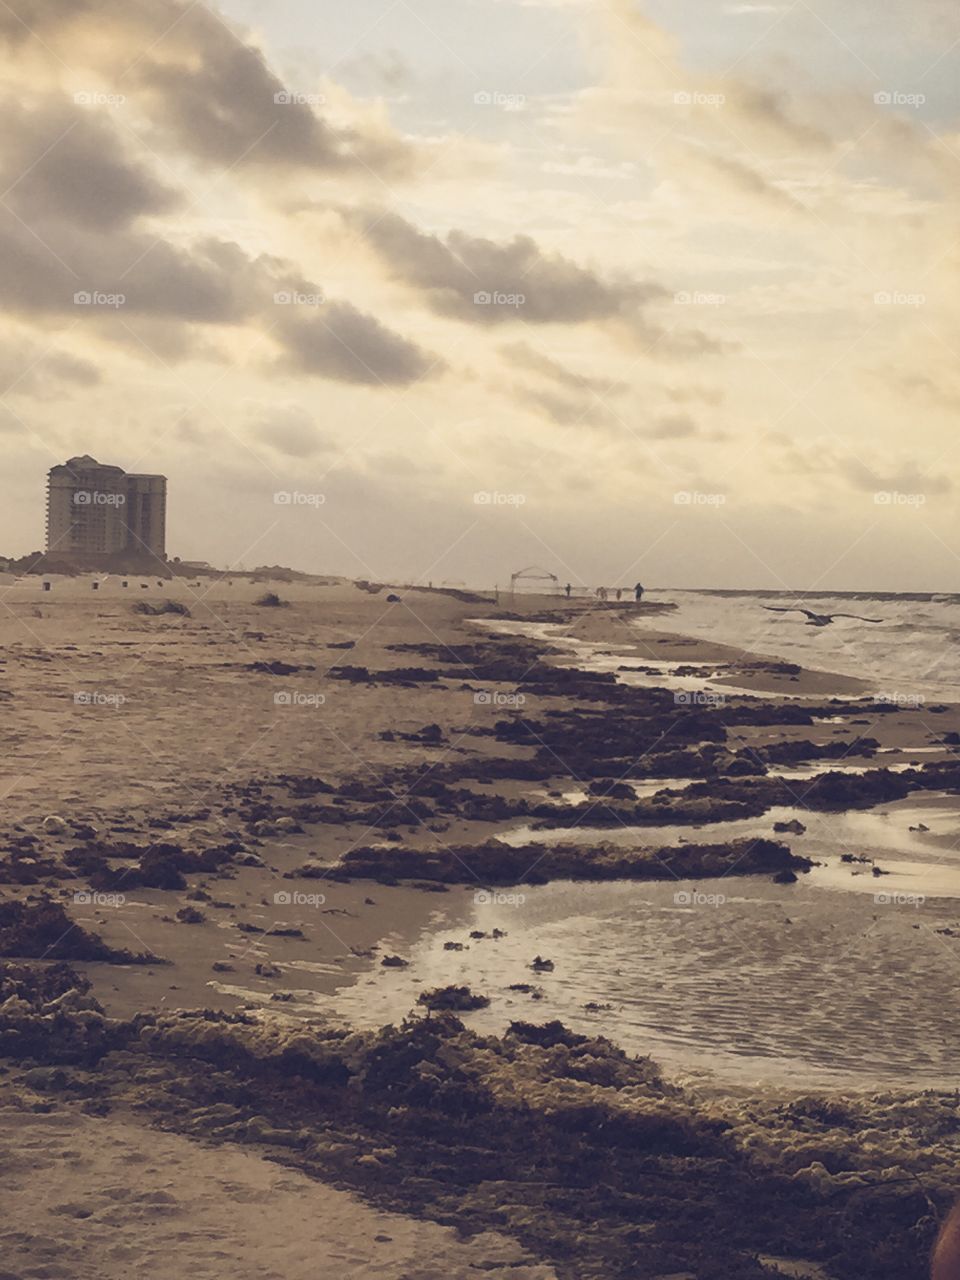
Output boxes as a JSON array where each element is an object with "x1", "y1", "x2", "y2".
[
  {"x1": 615, "y1": 588, "x2": 622, "y2": 601},
  {"x1": 564, "y1": 583, "x2": 571, "y2": 598},
  {"x1": 634, "y1": 583, "x2": 644, "y2": 602}
]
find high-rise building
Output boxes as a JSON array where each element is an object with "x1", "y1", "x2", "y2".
[{"x1": 46, "y1": 456, "x2": 167, "y2": 565}]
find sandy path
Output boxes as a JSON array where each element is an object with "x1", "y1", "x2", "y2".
[{"x1": 0, "y1": 1105, "x2": 556, "y2": 1280}]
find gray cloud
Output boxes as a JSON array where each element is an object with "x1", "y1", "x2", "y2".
[
  {"x1": 513, "y1": 384, "x2": 618, "y2": 429},
  {"x1": 771, "y1": 436, "x2": 952, "y2": 497},
  {"x1": 888, "y1": 370, "x2": 960, "y2": 413},
  {"x1": 650, "y1": 413, "x2": 699, "y2": 439},
  {"x1": 0, "y1": 97, "x2": 179, "y2": 231},
  {"x1": 839, "y1": 457, "x2": 951, "y2": 496},
  {"x1": 252, "y1": 405, "x2": 328, "y2": 458},
  {"x1": 0, "y1": 337, "x2": 100, "y2": 397},
  {"x1": 0, "y1": 0, "x2": 414, "y2": 178},
  {"x1": 0, "y1": 214, "x2": 265, "y2": 323},
  {"x1": 682, "y1": 148, "x2": 806, "y2": 212},
  {"x1": 273, "y1": 303, "x2": 439, "y2": 387},
  {"x1": 346, "y1": 208, "x2": 666, "y2": 326},
  {"x1": 726, "y1": 86, "x2": 832, "y2": 153},
  {"x1": 500, "y1": 341, "x2": 628, "y2": 395}
]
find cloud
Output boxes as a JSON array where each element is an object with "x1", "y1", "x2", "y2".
[
  {"x1": 0, "y1": 96, "x2": 180, "y2": 231},
  {"x1": 273, "y1": 303, "x2": 440, "y2": 386},
  {"x1": 0, "y1": 336, "x2": 100, "y2": 397},
  {"x1": 0, "y1": 213, "x2": 264, "y2": 323},
  {"x1": 839, "y1": 457, "x2": 951, "y2": 497},
  {"x1": 342, "y1": 207, "x2": 725, "y2": 356},
  {"x1": 345, "y1": 208, "x2": 665, "y2": 326},
  {"x1": 770, "y1": 436, "x2": 953, "y2": 498},
  {"x1": 251, "y1": 404, "x2": 328, "y2": 458},
  {"x1": 676, "y1": 146, "x2": 806, "y2": 213},
  {"x1": 0, "y1": 0, "x2": 414, "y2": 178},
  {"x1": 722, "y1": 85, "x2": 831, "y2": 154},
  {"x1": 512, "y1": 383, "x2": 618, "y2": 429},
  {"x1": 649, "y1": 413, "x2": 699, "y2": 439},
  {"x1": 500, "y1": 341, "x2": 628, "y2": 395},
  {"x1": 887, "y1": 370, "x2": 960, "y2": 413}
]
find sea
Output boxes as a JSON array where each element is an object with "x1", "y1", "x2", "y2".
[{"x1": 649, "y1": 589, "x2": 960, "y2": 703}]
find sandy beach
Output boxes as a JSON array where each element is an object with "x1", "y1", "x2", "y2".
[{"x1": 2, "y1": 574, "x2": 959, "y2": 1279}]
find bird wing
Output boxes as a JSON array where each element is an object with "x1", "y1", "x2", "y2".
[
  {"x1": 831, "y1": 613, "x2": 883, "y2": 623},
  {"x1": 763, "y1": 606, "x2": 801, "y2": 614}
]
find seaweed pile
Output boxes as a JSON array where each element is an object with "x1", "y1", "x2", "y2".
[
  {"x1": 0, "y1": 965, "x2": 951, "y2": 1280},
  {"x1": 0, "y1": 899, "x2": 158, "y2": 964},
  {"x1": 314, "y1": 836, "x2": 811, "y2": 886}
]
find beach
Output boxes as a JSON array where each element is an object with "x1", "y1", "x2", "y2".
[{"x1": 2, "y1": 574, "x2": 959, "y2": 1278}]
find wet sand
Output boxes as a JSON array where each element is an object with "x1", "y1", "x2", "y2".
[{"x1": 0, "y1": 1101, "x2": 555, "y2": 1280}]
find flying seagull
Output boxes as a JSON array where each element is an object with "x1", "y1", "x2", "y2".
[{"x1": 763, "y1": 606, "x2": 883, "y2": 628}]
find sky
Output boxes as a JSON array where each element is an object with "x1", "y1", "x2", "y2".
[{"x1": 0, "y1": 0, "x2": 958, "y2": 590}]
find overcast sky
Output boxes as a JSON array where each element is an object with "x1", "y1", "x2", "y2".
[{"x1": 1, "y1": 0, "x2": 958, "y2": 589}]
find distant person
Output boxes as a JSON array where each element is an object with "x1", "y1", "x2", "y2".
[
  {"x1": 564, "y1": 583, "x2": 572, "y2": 598},
  {"x1": 634, "y1": 582, "x2": 644, "y2": 602},
  {"x1": 596, "y1": 586, "x2": 608, "y2": 601},
  {"x1": 615, "y1": 588, "x2": 622, "y2": 602}
]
